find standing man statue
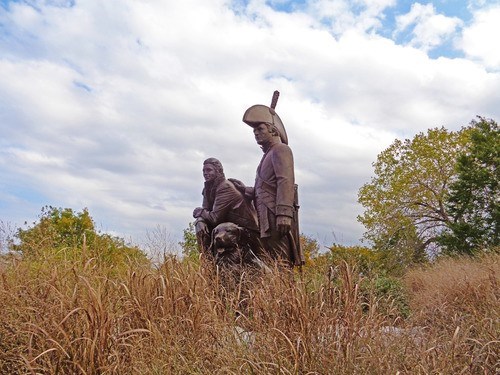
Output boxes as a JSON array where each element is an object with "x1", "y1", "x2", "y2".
[{"x1": 231, "y1": 92, "x2": 304, "y2": 267}]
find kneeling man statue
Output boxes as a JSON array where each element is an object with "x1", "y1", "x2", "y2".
[{"x1": 193, "y1": 158, "x2": 264, "y2": 268}]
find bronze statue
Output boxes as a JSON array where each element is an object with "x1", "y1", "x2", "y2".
[
  {"x1": 231, "y1": 92, "x2": 304, "y2": 267},
  {"x1": 193, "y1": 158, "x2": 264, "y2": 268}
]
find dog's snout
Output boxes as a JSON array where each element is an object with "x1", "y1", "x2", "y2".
[{"x1": 214, "y1": 235, "x2": 224, "y2": 245}]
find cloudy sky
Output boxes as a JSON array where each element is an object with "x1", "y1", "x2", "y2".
[{"x1": 1, "y1": 0, "x2": 499, "y2": 253}]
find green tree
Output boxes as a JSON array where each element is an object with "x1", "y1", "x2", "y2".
[
  {"x1": 179, "y1": 222, "x2": 199, "y2": 259},
  {"x1": 439, "y1": 117, "x2": 499, "y2": 254},
  {"x1": 358, "y1": 127, "x2": 469, "y2": 264},
  {"x1": 14, "y1": 206, "x2": 94, "y2": 256},
  {"x1": 12, "y1": 206, "x2": 147, "y2": 265},
  {"x1": 328, "y1": 243, "x2": 383, "y2": 275},
  {"x1": 300, "y1": 234, "x2": 320, "y2": 266}
]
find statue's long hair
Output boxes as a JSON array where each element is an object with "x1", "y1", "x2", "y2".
[{"x1": 203, "y1": 157, "x2": 225, "y2": 179}]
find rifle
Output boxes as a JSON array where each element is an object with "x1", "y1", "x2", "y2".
[
  {"x1": 289, "y1": 184, "x2": 304, "y2": 266},
  {"x1": 270, "y1": 91, "x2": 304, "y2": 266}
]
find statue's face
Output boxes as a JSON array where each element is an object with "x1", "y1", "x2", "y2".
[
  {"x1": 203, "y1": 164, "x2": 218, "y2": 182},
  {"x1": 253, "y1": 123, "x2": 274, "y2": 145}
]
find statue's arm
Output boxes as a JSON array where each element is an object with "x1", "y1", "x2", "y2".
[
  {"x1": 272, "y1": 145, "x2": 295, "y2": 235},
  {"x1": 228, "y1": 178, "x2": 254, "y2": 200},
  {"x1": 272, "y1": 145, "x2": 295, "y2": 216},
  {"x1": 198, "y1": 182, "x2": 238, "y2": 226}
]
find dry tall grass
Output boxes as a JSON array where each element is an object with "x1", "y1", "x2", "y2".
[
  {"x1": 404, "y1": 253, "x2": 499, "y2": 374},
  {"x1": 0, "y1": 252, "x2": 498, "y2": 374}
]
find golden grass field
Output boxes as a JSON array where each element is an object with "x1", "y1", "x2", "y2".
[{"x1": 0, "y1": 251, "x2": 498, "y2": 374}]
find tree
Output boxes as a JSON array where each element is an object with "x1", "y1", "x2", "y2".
[
  {"x1": 439, "y1": 117, "x2": 499, "y2": 254},
  {"x1": 12, "y1": 206, "x2": 147, "y2": 264},
  {"x1": 328, "y1": 243, "x2": 383, "y2": 275},
  {"x1": 358, "y1": 127, "x2": 469, "y2": 263},
  {"x1": 179, "y1": 222, "x2": 199, "y2": 259},
  {"x1": 14, "y1": 206, "x2": 94, "y2": 255},
  {"x1": 300, "y1": 234, "x2": 320, "y2": 266}
]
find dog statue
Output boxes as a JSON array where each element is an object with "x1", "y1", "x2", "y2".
[{"x1": 209, "y1": 222, "x2": 268, "y2": 271}]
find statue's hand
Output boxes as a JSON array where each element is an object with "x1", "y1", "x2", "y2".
[
  {"x1": 276, "y1": 216, "x2": 292, "y2": 236},
  {"x1": 193, "y1": 207, "x2": 204, "y2": 218},
  {"x1": 228, "y1": 178, "x2": 246, "y2": 193},
  {"x1": 194, "y1": 220, "x2": 209, "y2": 235}
]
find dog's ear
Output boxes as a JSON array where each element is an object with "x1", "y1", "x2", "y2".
[
  {"x1": 237, "y1": 225, "x2": 250, "y2": 244},
  {"x1": 235, "y1": 225, "x2": 245, "y2": 243}
]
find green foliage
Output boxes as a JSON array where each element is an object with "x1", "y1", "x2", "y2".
[
  {"x1": 12, "y1": 206, "x2": 147, "y2": 266},
  {"x1": 305, "y1": 243, "x2": 410, "y2": 317},
  {"x1": 300, "y1": 234, "x2": 320, "y2": 266},
  {"x1": 13, "y1": 206, "x2": 94, "y2": 256},
  {"x1": 439, "y1": 117, "x2": 499, "y2": 254},
  {"x1": 358, "y1": 127, "x2": 470, "y2": 262},
  {"x1": 306, "y1": 243, "x2": 384, "y2": 277},
  {"x1": 179, "y1": 222, "x2": 199, "y2": 261},
  {"x1": 326, "y1": 243, "x2": 384, "y2": 275},
  {"x1": 372, "y1": 275, "x2": 410, "y2": 317}
]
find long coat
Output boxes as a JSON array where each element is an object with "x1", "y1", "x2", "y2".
[
  {"x1": 254, "y1": 141, "x2": 295, "y2": 238},
  {"x1": 200, "y1": 177, "x2": 259, "y2": 232}
]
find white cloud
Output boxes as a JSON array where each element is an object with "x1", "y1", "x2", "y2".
[
  {"x1": 459, "y1": 6, "x2": 500, "y2": 69},
  {"x1": 304, "y1": 0, "x2": 396, "y2": 35},
  {"x1": 0, "y1": 0, "x2": 499, "y2": 250},
  {"x1": 395, "y1": 2, "x2": 463, "y2": 51}
]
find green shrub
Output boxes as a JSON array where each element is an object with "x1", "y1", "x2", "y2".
[{"x1": 11, "y1": 206, "x2": 148, "y2": 269}]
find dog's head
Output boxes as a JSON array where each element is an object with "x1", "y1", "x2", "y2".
[
  {"x1": 209, "y1": 222, "x2": 262, "y2": 269},
  {"x1": 210, "y1": 222, "x2": 243, "y2": 251}
]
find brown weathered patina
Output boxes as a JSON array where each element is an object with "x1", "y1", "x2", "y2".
[
  {"x1": 193, "y1": 158, "x2": 263, "y2": 267},
  {"x1": 193, "y1": 92, "x2": 303, "y2": 268},
  {"x1": 232, "y1": 91, "x2": 304, "y2": 266}
]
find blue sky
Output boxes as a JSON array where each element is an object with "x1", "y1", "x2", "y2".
[{"x1": 1, "y1": 0, "x2": 499, "y2": 254}]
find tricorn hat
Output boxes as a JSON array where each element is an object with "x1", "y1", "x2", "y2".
[{"x1": 242, "y1": 104, "x2": 288, "y2": 145}]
